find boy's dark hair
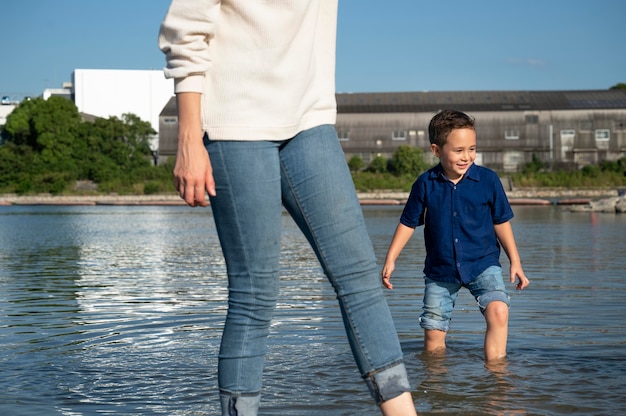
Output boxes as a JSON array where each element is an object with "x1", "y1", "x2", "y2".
[{"x1": 428, "y1": 109, "x2": 475, "y2": 147}]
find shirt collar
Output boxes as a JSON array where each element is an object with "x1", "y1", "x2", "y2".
[{"x1": 428, "y1": 163, "x2": 481, "y2": 183}]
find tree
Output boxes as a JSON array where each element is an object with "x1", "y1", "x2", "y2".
[
  {"x1": 4, "y1": 97, "x2": 81, "y2": 153},
  {"x1": 610, "y1": 83, "x2": 626, "y2": 90},
  {"x1": 0, "y1": 96, "x2": 158, "y2": 194},
  {"x1": 367, "y1": 155, "x2": 388, "y2": 173},
  {"x1": 1, "y1": 97, "x2": 84, "y2": 192},
  {"x1": 389, "y1": 145, "x2": 429, "y2": 176},
  {"x1": 348, "y1": 155, "x2": 365, "y2": 172}
]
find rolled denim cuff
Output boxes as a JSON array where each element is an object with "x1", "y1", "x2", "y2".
[
  {"x1": 220, "y1": 391, "x2": 261, "y2": 416},
  {"x1": 363, "y1": 361, "x2": 411, "y2": 406}
]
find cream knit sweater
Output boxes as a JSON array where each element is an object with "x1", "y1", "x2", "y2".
[{"x1": 158, "y1": 0, "x2": 338, "y2": 141}]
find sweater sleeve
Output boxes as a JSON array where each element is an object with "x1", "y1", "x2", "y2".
[{"x1": 158, "y1": 0, "x2": 221, "y2": 93}]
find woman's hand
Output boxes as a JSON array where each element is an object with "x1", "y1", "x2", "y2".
[
  {"x1": 173, "y1": 138, "x2": 215, "y2": 207},
  {"x1": 173, "y1": 92, "x2": 216, "y2": 207}
]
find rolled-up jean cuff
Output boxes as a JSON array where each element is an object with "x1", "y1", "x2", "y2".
[
  {"x1": 363, "y1": 361, "x2": 411, "y2": 406},
  {"x1": 219, "y1": 391, "x2": 261, "y2": 416}
]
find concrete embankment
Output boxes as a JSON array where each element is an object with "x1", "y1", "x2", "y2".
[
  {"x1": 0, "y1": 188, "x2": 620, "y2": 207},
  {"x1": 0, "y1": 194, "x2": 186, "y2": 206},
  {"x1": 358, "y1": 188, "x2": 619, "y2": 207}
]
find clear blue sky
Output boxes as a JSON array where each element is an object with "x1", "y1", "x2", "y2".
[{"x1": 2, "y1": 0, "x2": 625, "y2": 100}]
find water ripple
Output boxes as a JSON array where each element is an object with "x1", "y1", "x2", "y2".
[{"x1": 0, "y1": 205, "x2": 625, "y2": 415}]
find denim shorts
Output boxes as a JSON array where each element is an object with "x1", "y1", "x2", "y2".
[{"x1": 419, "y1": 265, "x2": 510, "y2": 332}]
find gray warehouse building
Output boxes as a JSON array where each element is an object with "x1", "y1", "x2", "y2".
[{"x1": 159, "y1": 89, "x2": 626, "y2": 172}]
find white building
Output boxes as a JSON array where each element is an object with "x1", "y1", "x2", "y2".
[
  {"x1": 72, "y1": 69, "x2": 174, "y2": 151},
  {"x1": 0, "y1": 104, "x2": 16, "y2": 130}
]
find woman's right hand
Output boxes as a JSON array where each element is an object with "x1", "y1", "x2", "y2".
[
  {"x1": 173, "y1": 138, "x2": 215, "y2": 207},
  {"x1": 173, "y1": 92, "x2": 216, "y2": 207}
]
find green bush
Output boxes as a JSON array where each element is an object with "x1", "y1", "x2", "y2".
[
  {"x1": 143, "y1": 180, "x2": 164, "y2": 195},
  {"x1": 367, "y1": 156, "x2": 388, "y2": 173},
  {"x1": 389, "y1": 145, "x2": 429, "y2": 176},
  {"x1": 348, "y1": 155, "x2": 365, "y2": 172},
  {"x1": 31, "y1": 172, "x2": 72, "y2": 194},
  {"x1": 351, "y1": 172, "x2": 416, "y2": 192}
]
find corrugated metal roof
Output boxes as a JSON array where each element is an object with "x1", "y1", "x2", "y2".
[
  {"x1": 336, "y1": 89, "x2": 626, "y2": 113},
  {"x1": 160, "y1": 90, "x2": 626, "y2": 116},
  {"x1": 160, "y1": 96, "x2": 177, "y2": 117}
]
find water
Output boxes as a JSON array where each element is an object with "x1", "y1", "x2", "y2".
[{"x1": 0, "y1": 204, "x2": 624, "y2": 415}]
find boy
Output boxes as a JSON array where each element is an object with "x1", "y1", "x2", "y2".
[{"x1": 381, "y1": 109, "x2": 529, "y2": 362}]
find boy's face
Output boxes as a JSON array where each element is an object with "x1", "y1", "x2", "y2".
[{"x1": 431, "y1": 128, "x2": 476, "y2": 183}]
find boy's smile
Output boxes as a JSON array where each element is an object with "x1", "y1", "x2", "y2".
[{"x1": 431, "y1": 128, "x2": 477, "y2": 184}]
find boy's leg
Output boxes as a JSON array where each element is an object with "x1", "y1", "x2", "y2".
[
  {"x1": 466, "y1": 266, "x2": 511, "y2": 361},
  {"x1": 483, "y1": 301, "x2": 509, "y2": 361},
  {"x1": 420, "y1": 278, "x2": 459, "y2": 354},
  {"x1": 424, "y1": 329, "x2": 447, "y2": 353}
]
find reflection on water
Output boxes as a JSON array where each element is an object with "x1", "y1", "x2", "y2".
[{"x1": 1, "y1": 204, "x2": 625, "y2": 415}]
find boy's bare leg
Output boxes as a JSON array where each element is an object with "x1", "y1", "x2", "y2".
[
  {"x1": 424, "y1": 329, "x2": 446, "y2": 354},
  {"x1": 483, "y1": 300, "x2": 509, "y2": 361},
  {"x1": 380, "y1": 392, "x2": 418, "y2": 416}
]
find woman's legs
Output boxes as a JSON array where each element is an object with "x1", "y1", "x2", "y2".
[
  {"x1": 279, "y1": 125, "x2": 414, "y2": 411},
  {"x1": 206, "y1": 127, "x2": 416, "y2": 414},
  {"x1": 207, "y1": 139, "x2": 283, "y2": 415}
]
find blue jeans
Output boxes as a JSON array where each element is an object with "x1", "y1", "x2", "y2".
[
  {"x1": 206, "y1": 125, "x2": 410, "y2": 415},
  {"x1": 420, "y1": 265, "x2": 510, "y2": 332}
]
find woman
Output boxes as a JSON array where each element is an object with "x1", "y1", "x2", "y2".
[{"x1": 159, "y1": 1, "x2": 417, "y2": 415}]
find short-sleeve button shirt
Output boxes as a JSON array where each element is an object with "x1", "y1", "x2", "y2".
[{"x1": 400, "y1": 163, "x2": 514, "y2": 284}]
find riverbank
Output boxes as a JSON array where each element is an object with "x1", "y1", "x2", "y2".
[
  {"x1": 0, "y1": 188, "x2": 620, "y2": 207},
  {"x1": 358, "y1": 188, "x2": 619, "y2": 206}
]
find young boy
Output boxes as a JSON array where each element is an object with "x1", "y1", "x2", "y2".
[{"x1": 381, "y1": 109, "x2": 530, "y2": 362}]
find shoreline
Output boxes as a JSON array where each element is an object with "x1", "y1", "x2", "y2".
[{"x1": 0, "y1": 188, "x2": 619, "y2": 207}]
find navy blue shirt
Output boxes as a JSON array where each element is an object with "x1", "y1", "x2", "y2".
[{"x1": 400, "y1": 163, "x2": 514, "y2": 284}]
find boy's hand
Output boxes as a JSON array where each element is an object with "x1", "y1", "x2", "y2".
[
  {"x1": 510, "y1": 265, "x2": 530, "y2": 290},
  {"x1": 381, "y1": 263, "x2": 395, "y2": 290}
]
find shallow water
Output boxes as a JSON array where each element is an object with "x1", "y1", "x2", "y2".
[{"x1": 0, "y1": 204, "x2": 624, "y2": 415}]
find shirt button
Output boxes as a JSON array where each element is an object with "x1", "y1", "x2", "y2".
[
  {"x1": 453, "y1": 212, "x2": 457, "y2": 216},
  {"x1": 457, "y1": 263, "x2": 461, "y2": 267},
  {"x1": 455, "y1": 238, "x2": 459, "y2": 243}
]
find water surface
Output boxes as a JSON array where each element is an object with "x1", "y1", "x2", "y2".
[{"x1": 1, "y1": 204, "x2": 624, "y2": 415}]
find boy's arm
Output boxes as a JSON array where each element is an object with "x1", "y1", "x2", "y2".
[
  {"x1": 381, "y1": 223, "x2": 416, "y2": 290},
  {"x1": 494, "y1": 221, "x2": 530, "y2": 290}
]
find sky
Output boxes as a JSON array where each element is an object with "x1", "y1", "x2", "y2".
[{"x1": 1, "y1": 0, "x2": 625, "y2": 101}]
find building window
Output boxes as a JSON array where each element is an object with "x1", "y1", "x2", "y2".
[
  {"x1": 525, "y1": 114, "x2": 539, "y2": 124},
  {"x1": 595, "y1": 129, "x2": 610, "y2": 141},
  {"x1": 560, "y1": 129, "x2": 576, "y2": 139},
  {"x1": 337, "y1": 130, "x2": 350, "y2": 141},
  {"x1": 613, "y1": 120, "x2": 626, "y2": 131},
  {"x1": 392, "y1": 130, "x2": 407, "y2": 141},
  {"x1": 163, "y1": 117, "x2": 177, "y2": 124},
  {"x1": 504, "y1": 129, "x2": 519, "y2": 140},
  {"x1": 580, "y1": 120, "x2": 592, "y2": 131},
  {"x1": 503, "y1": 151, "x2": 523, "y2": 172}
]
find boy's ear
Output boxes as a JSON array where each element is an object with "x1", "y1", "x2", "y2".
[{"x1": 430, "y1": 143, "x2": 440, "y2": 158}]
